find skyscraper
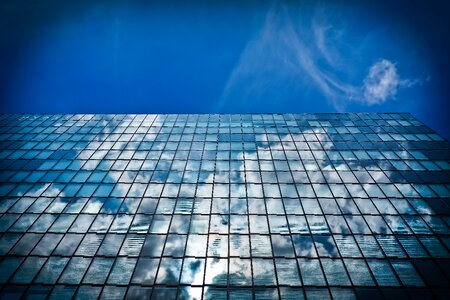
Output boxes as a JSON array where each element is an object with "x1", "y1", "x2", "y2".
[{"x1": 0, "y1": 113, "x2": 449, "y2": 299}]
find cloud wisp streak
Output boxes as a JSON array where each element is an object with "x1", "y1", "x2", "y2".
[{"x1": 219, "y1": 2, "x2": 423, "y2": 111}]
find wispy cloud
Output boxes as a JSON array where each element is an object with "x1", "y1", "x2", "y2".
[{"x1": 219, "y1": 2, "x2": 424, "y2": 111}]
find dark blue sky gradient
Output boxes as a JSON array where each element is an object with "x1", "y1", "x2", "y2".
[{"x1": 0, "y1": 0, "x2": 449, "y2": 137}]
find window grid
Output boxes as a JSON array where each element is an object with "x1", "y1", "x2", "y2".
[{"x1": 0, "y1": 113, "x2": 449, "y2": 299}]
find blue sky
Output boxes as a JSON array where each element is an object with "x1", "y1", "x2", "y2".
[{"x1": 0, "y1": 0, "x2": 449, "y2": 137}]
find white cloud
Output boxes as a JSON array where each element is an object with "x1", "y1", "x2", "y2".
[
  {"x1": 217, "y1": 4, "x2": 356, "y2": 111},
  {"x1": 219, "y1": 3, "x2": 425, "y2": 110},
  {"x1": 361, "y1": 59, "x2": 418, "y2": 105}
]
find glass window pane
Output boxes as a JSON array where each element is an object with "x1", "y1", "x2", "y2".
[
  {"x1": 287, "y1": 215, "x2": 309, "y2": 234},
  {"x1": 132, "y1": 258, "x2": 160, "y2": 285},
  {"x1": 107, "y1": 257, "x2": 137, "y2": 285},
  {"x1": 180, "y1": 258, "x2": 205, "y2": 285},
  {"x1": 208, "y1": 234, "x2": 228, "y2": 257},
  {"x1": 119, "y1": 234, "x2": 145, "y2": 256},
  {"x1": 97, "y1": 234, "x2": 125, "y2": 257},
  {"x1": 31, "y1": 233, "x2": 63, "y2": 256},
  {"x1": 10, "y1": 233, "x2": 42, "y2": 256},
  {"x1": 186, "y1": 234, "x2": 207, "y2": 257},
  {"x1": 164, "y1": 234, "x2": 187, "y2": 257},
  {"x1": 141, "y1": 234, "x2": 166, "y2": 257},
  {"x1": 230, "y1": 234, "x2": 250, "y2": 257},
  {"x1": 252, "y1": 258, "x2": 276, "y2": 286},
  {"x1": 230, "y1": 215, "x2": 249, "y2": 234},
  {"x1": 58, "y1": 257, "x2": 91, "y2": 284},
  {"x1": 11, "y1": 257, "x2": 46, "y2": 284},
  {"x1": 276, "y1": 258, "x2": 301, "y2": 286},
  {"x1": 35, "y1": 256, "x2": 69, "y2": 284},
  {"x1": 83, "y1": 257, "x2": 114, "y2": 284},
  {"x1": 376, "y1": 236, "x2": 406, "y2": 258},
  {"x1": 229, "y1": 258, "x2": 252, "y2": 286},
  {"x1": 53, "y1": 233, "x2": 83, "y2": 256},
  {"x1": 367, "y1": 260, "x2": 400, "y2": 286},
  {"x1": 272, "y1": 235, "x2": 295, "y2": 258},
  {"x1": 156, "y1": 258, "x2": 182, "y2": 285},
  {"x1": 269, "y1": 216, "x2": 289, "y2": 234},
  {"x1": 205, "y1": 258, "x2": 227, "y2": 286},
  {"x1": 391, "y1": 261, "x2": 425, "y2": 287},
  {"x1": 321, "y1": 258, "x2": 351, "y2": 286},
  {"x1": 251, "y1": 235, "x2": 272, "y2": 257},
  {"x1": 298, "y1": 258, "x2": 326, "y2": 286},
  {"x1": 344, "y1": 259, "x2": 375, "y2": 286},
  {"x1": 292, "y1": 235, "x2": 317, "y2": 258}
]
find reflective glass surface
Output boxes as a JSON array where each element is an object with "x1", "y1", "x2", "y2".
[{"x1": 0, "y1": 113, "x2": 449, "y2": 298}]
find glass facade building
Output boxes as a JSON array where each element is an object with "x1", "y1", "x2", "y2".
[{"x1": 0, "y1": 113, "x2": 449, "y2": 299}]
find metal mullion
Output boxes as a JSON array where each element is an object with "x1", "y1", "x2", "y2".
[
  {"x1": 166, "y1": 115, "x2": 201, "y2": 298},
  {"x1": 237, "y1": 128, "x2": 256, "y2": 299},
  {"x1": 306, "y1": 126, "x2": 365, "y2": 293},
  {"x1": 227, "y1": 116, "x2": 252, "y2": 298},
  {"x1": 118, "y1": 116, "x2": 157, "y2": 248},
  {"x1": 147, "y1": 117, "x2": 181, "y2": 297},
  {"x1": 3, "y1": 254, "x2": 47, "y2": 289},
  {"x1": 268, "y1": 124, "x2": 306, "y2": 293},
  {"x1": 336, "y1": 116, "x2": 407, "y2": 289},
  {"x1": 201, "y1": 115, "x2": 227, "y2": 297},
  {"x1": 255, "y1": 120, "x2": 283, "y2": 299}
]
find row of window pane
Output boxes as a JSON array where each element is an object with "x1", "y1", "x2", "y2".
[{"x1": 1, "y1": 232, "x2": 449, "y2": 259}]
